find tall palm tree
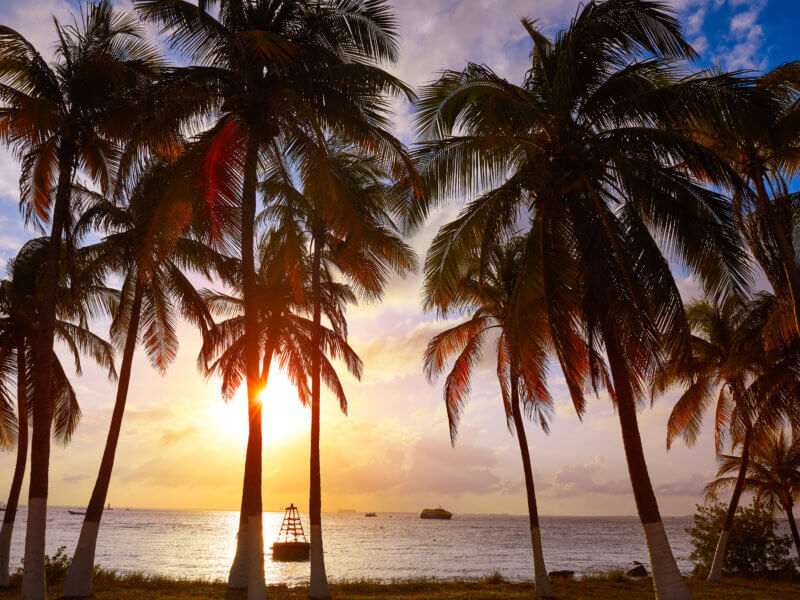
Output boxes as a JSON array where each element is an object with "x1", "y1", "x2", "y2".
[
  {"x1": 650, "y1": 298, "x2": 782, "y2": 581},
  {"x1": 135, "y1": 3, "x2": 416, "y2": 595},
  {"x1": 60, "y1": 165, "x2": 224, "y2": 598},
  {"x1": 0, "y1": 237, "x2": 116, "y2": 587},
  {"x1": 423, "y1": 238, "x2": 577, "y2": 598},
  {"x1": 262, "y1": 141, "x2": 415, "y2": 597},
  {"x1": 199, "y1": 232, "x2": 362, "y2": 586},
  {"x1": 706, "y1": 430, "x2": 800, "y2": 559},
  {"x1": 0, "y1": 4, "x2": 164, "y2": 594},
  {"x1": 413, "y1": 2, "x2": 752, "y2": 598}
]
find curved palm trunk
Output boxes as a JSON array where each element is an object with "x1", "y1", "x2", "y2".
[
  {"x1": 0, "y1": 342, "x2": 28, "y2": 587},
  {"x1": 61, "y1": 280, "x2": 144, "y2": 598},
  {"x1": 602, "y1": 322, "x2": 692, "y2": 600},
  {"x1": 509, "y1": 375, "x2": 552, "y2": 598},
  {"x1": 241, "y1": 136, "x2": 266, "y2": 600},
  {"x1": 707, "y1": 421, "x2": 752, "y2": 582},
  {"x1": 783, "y1": 502, "x2": 800, "y2": 559},
  {"x1": 229, "y1": 351, "x2": 274, "y2": 590},
  {"x1": 309, "y1": 225, "x2": 330, "y2": 600},
  {"x1": 23, "y1": 140, "x2": 75, "y2": 600}
]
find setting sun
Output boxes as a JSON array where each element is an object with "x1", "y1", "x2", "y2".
[{"x1": 210, "y1": 371, "x2": 310, "y2": 446}]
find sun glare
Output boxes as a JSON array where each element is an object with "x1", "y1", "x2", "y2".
[{"x1": 210, "y1": 370, "x2": 310, "y2": 446}]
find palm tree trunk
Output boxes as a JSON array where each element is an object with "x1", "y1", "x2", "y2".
[
  {"x1": 509, "y1": 373, "x2": 552, "y2": 598},
  {"x1": 754, "y1": 176, "x2": 800, "y2": 332},
  {"x1": 23, "y1": 139, "x2": 75, "y2": 600},
  {"x1": 241, "y1": 135, "x2": 266, "y2": 600},
  {"x1": 229, "y1": 351, "x2": 273, "y2": 590},
  {"x1": 228, "y1": 486, "x2": 249, "y2": 589},
  {"x1": 707, "y1": 421, "x2": 752, "y2": 582},
  {"x1": 309, "y1": 224, "x2": 330, "y2": 600},
  {"x1": 784, "y1": 503, "x2": 800, "y2": 559},
  {"x1": 61, "y1": 279, "x2": 143, "y2": 598},
  {"x1": 0, "y1": 342, "x2": 28, "y2": 588},
  {"x1": 601, "y1": 321, "x2": 692, "y2": 600}
]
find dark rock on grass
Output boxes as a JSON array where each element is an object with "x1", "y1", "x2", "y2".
[
  {"x1": 548, "y1": 570, "x2": 575, "y2": 580},
  {"x1": 626, "y1": 561, "x2": 648, "y2": 577}
]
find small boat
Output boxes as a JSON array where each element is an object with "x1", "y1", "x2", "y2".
[
  {"x1": 107, "y1": 503, "x2": 112, "y2": 510},
  {"x1": 271, "y1": 504, "x2": 310, "y2": 562},
  {"x1": 68, "y1": 510, "x2": 85, "y2": 516},
  {"x1": 420, "y1": 507, "x2": 452, "y2": 520},
  {"x1": 365, "y1": 512, "x2": 377, "y2": 517}
]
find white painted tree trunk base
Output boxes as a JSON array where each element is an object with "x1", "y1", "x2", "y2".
[
  {"x1": 530, "y1": 527, "x2": 553, "y2": 598},
  {"x1": 61, "y1": 521, "x2": 100, "y2": 598},
  {"x1": 228, "y1": 525, "x2": 249, "y2": 589},
  {"x1": 22, "y1": 497, "x2": 47, "y2": 600},
  {"x1": 642, "y1": 521, "x2": 693, "y2": 600},
  {"x1": 0, "y1": 519, "x2": 13, "y2": 587},
  {"x1": 246, "y1": 515, "x2": 266, "y2": 600},
  {"x1": 309, "y1": 524, "x2": 330, "y2": 600},
  {"x1": 707, "y1": 530, "x2": 728, "y2": 582}
]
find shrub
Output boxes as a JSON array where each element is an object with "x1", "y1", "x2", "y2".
[
  {"x1": 581, "y1": 570, "x2": 629, "y2": 583},
  {"x1": 686, "y1": 501, "x2": 796, "y2": 576},
  {"x1": 14, "y1": 545, "x2": 73, "y2": 583},
  {"x1": 483, "y1": 571, "x2": 505, "y2": 584}
]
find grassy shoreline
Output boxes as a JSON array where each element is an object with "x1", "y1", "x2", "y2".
[{"x1": 1, "y1": 572, "x2": 799, "y2": 599}]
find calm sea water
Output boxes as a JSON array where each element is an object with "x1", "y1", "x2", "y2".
[{"x1": 4, "y1": 508, "x2": 775, "y2": 584}]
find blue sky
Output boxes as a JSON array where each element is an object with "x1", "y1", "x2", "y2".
[{"x1": 0, "y1": 0, "x2": 797, "y2": 518}]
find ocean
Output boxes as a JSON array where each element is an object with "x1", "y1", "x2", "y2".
[{"x1": 3, "y1": 508, "x2": 767, "y2": 584}]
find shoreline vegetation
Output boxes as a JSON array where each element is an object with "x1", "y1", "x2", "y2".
[{"x1": 2, "y1": 572, "x2": 799, "y2": 599}]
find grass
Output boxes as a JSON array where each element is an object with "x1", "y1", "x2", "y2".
[{"x1": 1, "y1": 572, "x2": 800, "y2": 599}]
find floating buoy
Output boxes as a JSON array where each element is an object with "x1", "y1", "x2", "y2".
[{"x1": 271, "y1": 503, "x2": 310, "y2": 561}]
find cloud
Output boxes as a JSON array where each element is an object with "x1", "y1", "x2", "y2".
[
  {"x1": 400, "y1": 428, "x2": 507, "y2": 495},
  {"x1": 686, "y1": 6, "x2": 708, "y2": 35},
  {"x1": 655, "y1": 472, "x2": 710, "y2": 496},
  {"x1": 720, "y1": 0, "x2": 769, "y2": 71},
  {"x1": 260, "y1": 421, "x2": 517, "y2": 500},
  {"x1": 159, "y1": 425, "x2": 199, "y2": 447},
  {"x1": 355, "y1": 317, "x2": 491, "y2": 384},
  {"x1": 545, "y1": 457, "x2": 632, "y2": 497},
  {"x1": 61, "y1": 473, "x2": 88, "y2": 484}
]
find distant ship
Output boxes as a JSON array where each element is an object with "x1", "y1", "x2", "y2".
[
  {"x1": 420, "y1": 507, "x2": 452, "y2": 520},
  {"x1": 68, "y1": 510, "x2": 85, "y2": 516},
  {"x1": 365, "y1": 512, "x2": 377, "y2": 517}
]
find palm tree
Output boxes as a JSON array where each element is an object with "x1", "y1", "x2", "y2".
[
  {"x1": 60, "y1": 165, "x2": 225, "y2": 598},
  {"x1": 134, "y1": 3, "x2": 416, "y2": 595},
  {"x1": 424, "y1": 238, "x2": 574, "y2": 598},
  {"x1": 693, "y1": 63, "x2": 800, "y2": 330},
  {"x1": 261, "y1": 141, "x2": 415, "y2": 597},
  {"x1": 651, "y1": 298, "x2": 782, "y2": 581},
  {"x1": 706, "y1": 430, "x2": 800, "y2": 559},
  {"x1": 0, "y1": 237, "x2": 116, "y2": 587},
  {"x1": 0, "y1": 4, "x2": 164, "y2": 594},
  {"x1": 413, "y1": 2, "x2": 752, "y2": 598},
  {"x1": 199, "y1": 232, "x2": 362, "y2": 586}
]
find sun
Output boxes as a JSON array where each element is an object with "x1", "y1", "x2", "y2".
[{"x1": 210, "y1": 370, "x2": 310, "y2": 446}]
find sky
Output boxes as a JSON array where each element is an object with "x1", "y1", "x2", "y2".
[{"x1": 0, "y1": 0, "x2": 798, "y2": 518}]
